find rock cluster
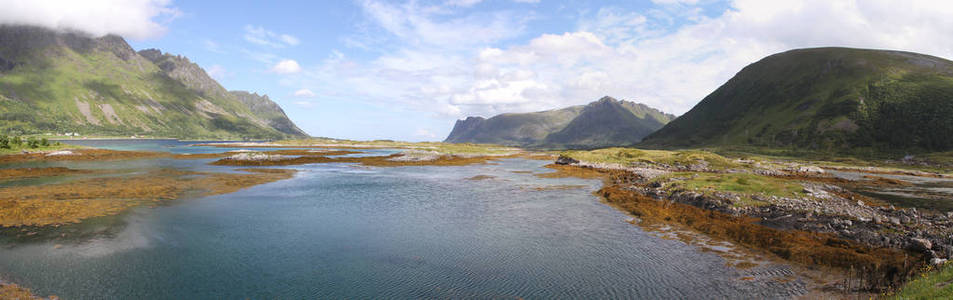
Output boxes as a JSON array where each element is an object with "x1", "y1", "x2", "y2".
[{"x1": 563, "y1": 158, "x2": 953, "y2": 266}]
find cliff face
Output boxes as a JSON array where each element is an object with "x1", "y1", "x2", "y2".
[
  {"x1": 444, "y1": 117, "x2": 486, "y2": 143},
  {"x1": 445, "y1": 97, "x2": 674, "y2": 149},
  {"x1": 0, "y1": 25, "x2": 307, "y2": 139},
  {"x1": 230, "y1": 91, "x2": 308, "y2": 137}
]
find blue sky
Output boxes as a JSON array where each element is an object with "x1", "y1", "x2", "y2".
[{"x1": 4, "y1": 0, "x2": 953, "y2": 141}]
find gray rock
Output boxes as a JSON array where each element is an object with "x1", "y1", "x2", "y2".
[
  {"x1": 931, "y1": 258, "x2": 947, "y2": 265},
  {"x1": 910, "y1": 238, "x2": 933, "y2": 252},
  {"x1": 798, "y1": 166, "x2": 825, "y2": 174},
  {"x1": 555, "y1": 155, "x2": 579, "y2": 165}
]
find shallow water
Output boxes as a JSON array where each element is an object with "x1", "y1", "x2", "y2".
[
  {"x1": 829, "y1": 170, "x2": 953, "y2": 211},
  {"x1": 1, "y1": 142, "x2": 796, "y2": 299}
]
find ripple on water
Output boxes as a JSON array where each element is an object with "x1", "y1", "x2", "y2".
[{"x1": 1, "y1": 155, "x2": 807, "y2": 299}]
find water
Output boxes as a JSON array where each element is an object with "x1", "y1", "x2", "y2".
[{"x1": 1, "y1": 142, "x2": 787, "y2": 299}]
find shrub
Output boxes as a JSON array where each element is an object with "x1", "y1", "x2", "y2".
[
  {"x1": 0, "y1": 136, "x2": 9, "y2": 149},
  {"x1": 26, "y1": 137, "x2": 39, "y2": 149}
]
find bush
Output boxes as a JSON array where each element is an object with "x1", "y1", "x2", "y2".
[
  {"x1": 0, "y1": 136, "x2": 9, "y2": 149},
  {"x1": 40, "y1": 138, "x2": 49, "y2": 147},
  {"x1": 26, "y1": 137, "x2": 39, "y2": 149}
]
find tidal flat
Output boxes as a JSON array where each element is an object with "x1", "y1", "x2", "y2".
[{"x1": 1, "y1": 140, "x2": 952, "y2": 298}]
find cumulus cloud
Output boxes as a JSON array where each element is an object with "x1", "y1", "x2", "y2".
[
  {"x1": 0, "y1": 0, "x2": 180, "y2": 39},
  {"x1": 244, "y1": 25, "x2": 300, "y2": 48},
  {"x1": 270, "y1": 59, "x2": 302, "y2": 74},
  {"x1": 290, "y1": 0, "x2": 953, "y2": 127},
  {"x1": 294, "y1": 89, "x2": 316, "y2": 98}
]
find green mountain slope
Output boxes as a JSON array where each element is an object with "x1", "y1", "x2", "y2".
[
  {"x1": 0, "y1": 25, "x2": 307, "y2": 139},
  {"x1": 641, "y1": 47, "x2": 953, "y2": 154},
  {"x1": 445, "y1": 96, "x2": 675, "y2": 149}
]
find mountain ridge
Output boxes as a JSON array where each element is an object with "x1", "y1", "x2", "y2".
[
  {"x1": 641, "y1": 47, "x2": 953, "y2": 154},
  {"x1": 0, "y1": 25, "x2": 307, "y2": 139},
  {"x1": 445, "y1": 96, "x2": 674, "y2": 149}
]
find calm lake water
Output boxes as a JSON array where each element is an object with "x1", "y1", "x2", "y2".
[{"x1": 0, "y1": 140, "x2": 797, "y2": 299}]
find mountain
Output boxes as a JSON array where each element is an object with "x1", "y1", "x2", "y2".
[
  {"x1": 0, "y1": 25, "x2": 308, "y2": 139},
  {"x1": 229, "y1": 91, "x2": 307, "y2": 136},
  {"x1": 641, "y1": 47, "x2": 953, "y2": 153},
  {"x1": 445, "y1": 96, "x2": 675, "y2": 149},
  {"x1": 444, "y1": 105, "x2": 585, "y2": 145}
]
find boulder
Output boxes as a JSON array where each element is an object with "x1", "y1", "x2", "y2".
[
  {"x1": 797, "y1": 166, "x2": 825, "y2": 174},
  {"x1": 555, "y1": 155, "x2": 579, "y2": 165},
  {"x1": 909, "y1": 238, "x2": 933, "y2": 252}
]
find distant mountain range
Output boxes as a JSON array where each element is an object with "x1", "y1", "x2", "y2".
[
  {"x1": 641, "y1": 47, "x2": 953, "y2": 153},
  {"x1": 445, "y1": 96, "x2": 675, "y2": 149},
  {"x1": 0, "y1": 25, "x2": 307, "y2": 139}
]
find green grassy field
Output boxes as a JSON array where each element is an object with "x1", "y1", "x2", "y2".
[{"x1": 893, "y1": 263, "x2": 953, "y2": 299}]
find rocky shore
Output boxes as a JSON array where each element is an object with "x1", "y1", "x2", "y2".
[{"x1": 554, "y1": 154, "x2": 953, "y2": 292}]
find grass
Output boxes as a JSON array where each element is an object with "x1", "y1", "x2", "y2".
[
  {"x1": 560, "y1": 147, "x2": 740, "y2": 170},
  {"x1": 711, "y1": 145, "x2": 953, "y2": 175},
  {"x1": 0, "y1": 141, "x2": 73, "y2": 155},
  {"x1": 655, "y1": 172, "x2": 806, "y2": 207},
  {"x1": 893, "y1": 263, "x2": 953, "y2": 299}
]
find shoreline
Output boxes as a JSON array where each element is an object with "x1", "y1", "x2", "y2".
[
  {"x1": 4, "y1": 142, "x2": 945, "y2": 297},
  {"x1": 545, "y1": 156, "x2": 950, "y2": 296}
]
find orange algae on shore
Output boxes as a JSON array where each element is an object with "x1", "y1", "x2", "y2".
[
  {"x1": 211, "y1": 153, "x2": 519, "y2": 167},
  {"x1": 171, "y1": 149, "x2": 361, "y2": 160},
  {"x1": 0, "y1": 282, "x2": 50, "y2": 300},
  {"x1": 0, "y1": 149, "x2": 168, "y2": 164},
  {"x1": 0, "y1": 167, "x2": 92, "y2": 181},
  {"x1": 0, "y1": 168, "x2": 295, "y2": 227},
  {"x1": 546, "y1": 164, "x2": 921, "y2": 291}
]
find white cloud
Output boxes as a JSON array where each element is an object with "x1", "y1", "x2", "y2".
[
  {"x1": 0, "y1": 0, "x2": 180, "y2": 39},
  {"x1": 294, "y1": 88, "x2": 316, "y2": 98},
  {"x1": 206, "y1": 65, "x2": 226, "y2": 80},
  {"x1": 651, "y1": 0, "x2": 700, "y2": 5},
  {"x1": 292, "y1": 0, "x2": 953, "y2": 129},
  {"x1": 244, "y1": 25, "x2": 300, "y2": 48},
  {"x1": 270, "y1": 59, "x2": 302, "y2": 74},
  {"x1": 357, "y1": 0, "x2": 528, "y2": 49}
]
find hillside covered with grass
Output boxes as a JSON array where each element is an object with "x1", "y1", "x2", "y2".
[
  {"x1": 0, "y1": 25, "x2": 307, "y2": 140},
  {"x1": 641, "y1": 47, "x2": 953, "y2": 156}
]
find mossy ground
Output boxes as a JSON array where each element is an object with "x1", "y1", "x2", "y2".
[
  {"x1": 560, "y1": 147, "x2": 740, "y2": 170},
  {"x1": 654, "y1": 172, "x2": 806, "y2": 207}
]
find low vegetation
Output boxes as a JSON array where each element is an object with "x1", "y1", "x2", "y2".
[
  {"x1": 653, "y1": 172, "x2": 806, "y2": 207},
  {"x1": 0, "y1": 135, "x2": 68, "y2": 155},
  {"x1": 893, "y1": 263, "x2": 953, "y2": 299},
  {"x1": 560, "y1": 147, "x2": 740, "y2": 170}
]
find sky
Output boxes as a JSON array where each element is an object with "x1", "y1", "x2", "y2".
[{"x1": 3, "y1": 0, "x2": 953, "y2": 141}]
